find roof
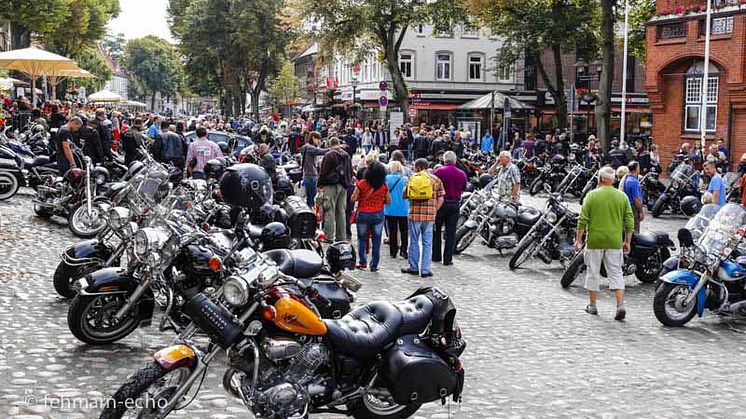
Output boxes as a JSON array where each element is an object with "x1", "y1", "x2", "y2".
[{"x1": 294, "y1": 43, "x2": 319, "y2": 61}]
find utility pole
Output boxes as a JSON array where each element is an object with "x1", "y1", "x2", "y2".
[{"x1": 620, "y1": 0, "x2": 630, "y2": 144}]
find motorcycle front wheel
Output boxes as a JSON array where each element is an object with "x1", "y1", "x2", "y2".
[
  {"x1": 528, "y1": 177, "x2": 544, "y2": 196},
  {"x1": 68, "y1": 293, "x2": 141, "y2": 344},
  {"x1": 561, "y1": 252, "x2": 586, "y2": 288},
  {"x1": 509, "y1": 235, "x2": 539, "y2": 270},
  {"x1": 347, "y1": 393, "x2": 421, "y2": 419},
  {"x1": 651, "y1": 197, "x2": 668, "y2": 218},
  {"x1": 68, "y1": 202, "x2": 107, "y2": 239},
  {"x1": 0, "y1": 171, "x2": 19, "y2": 201},
  {"x1": 53, "y1": 261, "x2": 101, "y2": 299},
  {"x1": 653, "y1": 282, "x2": 697, "y2": 327},
  {"x1": 454, "y1": 227, "x2": 478, "y2": 254},
  {"x1": 99, "y1": 362, "x2": 189, "y2": 419}
]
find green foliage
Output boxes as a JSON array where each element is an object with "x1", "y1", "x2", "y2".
[
  {"x1": 101, "y1": 32, "x2": 127, "y2": 62},
  {"x1": 266, "y1": 61, "x2": 302, "y2": 107},
  {"x1": 41, "y1": 0, "x2": 120, "y2": 57},
  {"x1": 627, "y1": 0, "x2": 655, "y2": 60},
  {"x1": 0, "y1": 0, "x2": 70, "y2": 48},
  {"x1": 72, "y1": 47, "x2": 114, "y2": 91},
  {"x1": 123, "y1": 36, "x2": 183, "y2": 106}
]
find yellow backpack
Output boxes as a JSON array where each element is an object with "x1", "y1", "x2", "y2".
[{"x1": 407, "y1": 171, "x2": 434, "y2": 201}]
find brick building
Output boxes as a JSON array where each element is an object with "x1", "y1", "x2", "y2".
[{"x1": 646, "y1": 0, "x2": 746, "y2": 168}]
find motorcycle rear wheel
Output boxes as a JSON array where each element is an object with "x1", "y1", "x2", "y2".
[
  {"x1": 99, "y1": 362, "x2": 189, "y2": 419},
  {"x1": 454, "y1": 227, "x2": 478, "y2": 254},
  {"x1": 68, "y1": 293, "x2": 141, "y2": 344},
  {"x1": 33, "y1": 203, "x2": 54, "y2": 218},
  {"x1": 347, "y1": 394, "x2": 421, "y2": 419},
  {"x1": 68, "y1": 202, "x2": 107, "y2": 239},
  {"x1": 653, "y1": 282, "x2": 697, "y2": 327},
  {"x1": 635, "y1": 248, "x2": 670, "y2": 283},
  {"x1": 651, "y1": 197, "x2": 667, "y2": 218},
  {"x1": 561, "y1": 252, "x2": 586, "y2": 288},
  {"x1": 0, "y1": 172, "x2": 19, "y2": 201}
]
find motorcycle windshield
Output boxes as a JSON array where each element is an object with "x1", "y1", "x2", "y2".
[
  {"x1": 685, "y1": 204, "x2": 720, "y2": 238},
  {"x1": 697, "y1": 203, "x2": 746, "y2": 258},
  {"x1": 670, "y1": 163, "x2": 692, "y2": 185}
]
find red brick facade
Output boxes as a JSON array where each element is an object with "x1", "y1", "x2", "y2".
[{"x1": 646, "y1": 4, "x2": 746, "y2": 169}]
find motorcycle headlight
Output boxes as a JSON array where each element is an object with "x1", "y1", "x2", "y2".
[
  {"x1": 224, "y1": 276, "x2": 249, "y2": 306},
  {"x1": 95, "y1": 173, "x2": 106, "y2": 185},
  {"x1": 545, "y1": 211, "x2": 558, "y2": 224},
  {"x1": 108, "y1": 207, "x2": 131, "y2": 230},
  {"x1": 122, "y1": 221, "x2": 138, "y2": 239},
  {"x1": 134, "y1": 228, "x2": 168, "y2": 258}
]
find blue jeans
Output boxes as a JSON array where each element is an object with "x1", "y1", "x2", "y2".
[
  {"x1": 303, "y1": 177, "x2": 317, "y2": 209},
  {"x1": 356, "y1": 211, "x2": 384, "y2": 268},
  {"x1": 192, "y1": 171, "x2": 205, "y2": 180},
  {"x1": 408, "y1": 220, "x2": 434, "y2": 274},
  {"x1": 363, "y1": 144, "x2": 372, "y2": 155}
]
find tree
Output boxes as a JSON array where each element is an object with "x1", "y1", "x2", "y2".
[
  {"x1": 468, "y1": 0, "x2": 598, "y2": 130},
  {"x1": 0, "y1": 0, "x2": 69, "y2": 49},
  {"x1": 101, "y1": 32, "x2": 127, "y2": 62},
  {"x1": 595, "y1": 0, "x2": 615, "y2": 148},
  {"x1": 299, "y1": 0, "x2": 465, "y2": 119},
  {"x1": 73, "y1": 47, "x2": 114, "y2": 92},
  {"x1": 266, "y1": 61, "x2": 302, "y2": 112},
  {"x1": 628, "y1": 0, "x2": 655, "y2": 60},
  {"x1": 123, "y1": 36, "x2": 183, "y2": 111}
]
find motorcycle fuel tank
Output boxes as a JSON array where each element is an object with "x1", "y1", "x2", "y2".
[{"x1": 273, "y1": 297, "x2": 327, "y2": 336}]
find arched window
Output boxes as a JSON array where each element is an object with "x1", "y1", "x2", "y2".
[{"x1": 684, "y1": 60, "x2": 718, "y2": 132}]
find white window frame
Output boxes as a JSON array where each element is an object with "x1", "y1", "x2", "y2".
[
  {"x1": 684, "y1": 76, "x2": 718, "y2": 132},
  {"x1": 467, "y1": 53, "x2": 484, "y2": 82},
  {"x1": 433, "y1": 25, "x2": 454, "y2": 38},
  {"x1": 461, "y1": 23, "x2": 479, "y2": 38},
  {"x1": 435, "y1": 52, "x2": 452, "y2": 81},
  {"x1": 399, "y1": 51, "x2": 415, "y2": 80},
  {"x1": 496, "y1": 62, "x2": 514, "y2": 82},
  {"x1": 711, "y1": 16, "x2": 734, "y2": 35}
]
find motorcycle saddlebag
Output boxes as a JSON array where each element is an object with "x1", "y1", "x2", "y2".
[
  {"x1": 300, "y1": 277, "x2": 353, "y2": 319},
  {"x1": 282, "y1": 196, "x2": 317, "y2": 238},
  {"x1": 382, "y1": 334, "x2": 462, "y2": 405}
]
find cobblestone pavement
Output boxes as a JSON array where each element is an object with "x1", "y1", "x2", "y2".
[{"x1": 2, "y1": 189, "x2": 746, "y2": 418}]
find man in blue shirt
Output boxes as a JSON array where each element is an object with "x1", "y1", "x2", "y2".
[
  {"x1": 147, "y1": 115, "x2": 162, "y2": 141},
  {"x1": 705, "y1": 160, "x2": 727, "y2": 206},
  {"x1": 480, "y1": 131, "x2": 493, "y2": 154},
  {"x1": 623, "y1": 161, "x2": 644, "y2": 233}
]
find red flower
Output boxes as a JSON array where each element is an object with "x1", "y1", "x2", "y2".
[
  {"x1": 699, "y1": 4, "x2": 707, "y2": 11},
  {"x1": 675, "y1": 6, "x2": 684, "y2": 13}
]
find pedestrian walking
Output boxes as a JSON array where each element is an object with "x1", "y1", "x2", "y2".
[
  {"x1": 351, "y1": 161, "x2": 390, "y2": 271},
  {"x1": 385, "y1": 160, "x2": 409, "y2": 259},
  {"x1": 401, "y1": 158, "x2": 445, "y2": 278},
  {"x1": 433, "y1": 151, "x2": 467, "y2": 266},
  {"x1": 300, "y1": 131, "x2": 328, "y2": 208},
  {"x1": 574, "y1": 165, "x2": 634, "y2": 320},
  {"x1": 623, "y1": 161, "x2": 644, "y2": 233},
  {"x1": 184, "y1": 127, "x2": 222, "y2": 180},
  {"x1": 361, "y1": 127, "x2": 373, "y2": 155},
  {"x1": 318, "y1": 137, "x2": 353, "y2": 242},
  {"x1": 705, "y1": 160, "x2": 727, "y2": 207}
]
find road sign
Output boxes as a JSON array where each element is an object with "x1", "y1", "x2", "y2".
[
  {"x1": 408, "y1": 108, "x2": 417, "y2": 118},
  {"x1": 378, "y1": 96, "x2": 389, "y2": 107},
  {"x1": 353, "y1": 64, "x2": 360, "y2": 75},
  {"x1": 379, "y1": 81, "x2": 388, "y2": 91},
  {"x1": 503, "y1": 97, "x2": 512, "y2": 118}
]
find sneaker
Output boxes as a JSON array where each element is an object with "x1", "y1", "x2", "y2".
[
  {"x1": 420, "y1": 272, "x2": 433, "y2": 278},
  {"x1": 615, "y1": 306, "x2": 626, "y2": 321},
  {"x1": 585, "y1": 305, "x2": 598, "y2": 315},
  {"x1": 401, "y1": 268, "x2": 419, "y2": 275}
]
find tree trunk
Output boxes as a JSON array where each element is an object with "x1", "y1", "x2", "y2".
[
  {"x1": 535, "y1": 49, "x2": 567, "y2": 129},
  {"x1": 10, "y1": 22, "x2": 31, "y2": 49},
  {"x1": 250, "y1": 90, "x2": 260, "y2": 116},
  {"x1": 151, "y1": 92, "x2": 157, "y2": 112},
  {"x1": 381, "y1": 27, "x2": 409, "y2": 122},
  {"x1": 596, "y1": 0, "x2": 616, "y2": 151}
]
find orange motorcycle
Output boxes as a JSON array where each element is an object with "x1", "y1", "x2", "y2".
[{"x1": 99, "y1": 247, "x2": 465, "y2": 419}]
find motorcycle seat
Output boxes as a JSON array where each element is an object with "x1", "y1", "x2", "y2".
[
  {"x1": 394, "y1": 295, "x2": 434, "y2": 335},
  {"x1": 28, "y1": 155, "x2": 51, "y2": 168},
  {"x1": 263, "y1": 248, "x2": 323, "y2": 278},
  {"x1": 324, "y1": 301, "x2": 403, "y2": 359},
  {"x1": 632, "y1": 232, "x2": 658, "y2": 248}
]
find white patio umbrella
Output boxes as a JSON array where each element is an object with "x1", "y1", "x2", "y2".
[
  {"x1": 87, "y1": 89, "x2": 122, "y2": 103},
  {"x1": 48, "y1": 68, "x2": 94, "y2": 100},
  {"x1": 0, "y1": 47, "x2": 79, "y2": 103}
]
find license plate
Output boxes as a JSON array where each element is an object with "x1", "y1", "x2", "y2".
[{"x1": 75, "y1": 278, "x2": 89, "y2": 292}]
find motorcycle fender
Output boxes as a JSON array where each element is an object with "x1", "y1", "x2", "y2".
[
  {"x1": 78, "y1": 267, "x2": 136, "y2": 295},
  {"x1": 154, "y1": 345, "x2": 197, "y2": 370},
  {"x1": 463, "y1": 219, "x2": 478, "y2": 230},
  {"x1": 658, "y1": 192, "x2": 670, "y2": 203},
  {"x1": 63, "y1": 239, "x2": 114, "y2": 265},
  {"x1": 662, "y1": 256, "x2": 681, "y2": 271},
  {"x1": 660, "y1": 269, "x2": 706, "y2": 317}
]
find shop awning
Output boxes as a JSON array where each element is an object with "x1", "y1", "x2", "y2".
[
  {"x1": 411, "y1": 103, "x2": 460, "y2": 110},
  {"x1": 458, "y1": 90, "x2": 533, "y2": 110},
  {"x1": 611, "y1": 106, "x2": 651, "y2": 113}
]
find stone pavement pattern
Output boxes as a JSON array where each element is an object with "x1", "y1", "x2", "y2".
[{"x1": 1, "y1": 190, "x2": 746, "y2": 418}]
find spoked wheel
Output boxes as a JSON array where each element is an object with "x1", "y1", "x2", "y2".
[
  {"x1": 529, "y1": 177, "x2": 544, "y2": 196},
  {"x1": 456, "y1": 214, "x2": 468, "y2": 231},
  {"x1": 454, "y1": 228, "x2": 478, "y2": 254},
  {"x1": 348, "y1": 390, "x2": 421, "y2": 419},
  {"x1": 636, "y1": 248, "x2": 670, "y2": 283},
  {"x1": 508, "y1": 236, "x2": 538, "y2": 270},
  {"x1": 653, "y1": 282, "x2": 697, "y2": 327},
  {"x1": 68, "y1": 202, "x2": 107, "y2": 238},
  {"x1": 561, "y1": 252, "x2": 586, "y2": 288},
  {"x1": 0, "y1": 172, "x2": 19, "y2": 201},
  {"x1": 99, "y1": 362, "x2": 193, "y2": 419},
  {"x1": 68, "y1": 294, "x2": 141, "y2": 344}
]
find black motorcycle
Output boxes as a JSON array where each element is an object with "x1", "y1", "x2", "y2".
[
  {"x1": 560, "y1": 231, "x2": 675, "y2": 287},
  {"x1": 651, "y1": 159, "x2": 700, "y2": 218},
  {"x1": 641, "y1": 170, "x2": 666, "y2": 211},
  {"x1": 455, "y1": 193, "x2": 539, "y2": 254},
  {"x1": 528, "y1": 154, "x2": 568, "y2": 196}
]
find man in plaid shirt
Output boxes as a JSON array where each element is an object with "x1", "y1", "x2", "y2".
[{"x1": 402, "y1": 158, "x2": 445, "y2": 277}]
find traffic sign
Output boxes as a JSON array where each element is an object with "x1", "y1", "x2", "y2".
[
  {"x1": 353, "y1": 64, "x2": 360, "y2": 75},
  {"x1": 378, "y1": 96, "x2": 389, "y2": 107},
  {"x1": 379, "y1": 81, "x2": 388, "y2": 91}
]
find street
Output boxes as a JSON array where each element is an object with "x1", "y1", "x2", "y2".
[{"x1": 1, "y1": 190, "x2": 745, "y2": 419}]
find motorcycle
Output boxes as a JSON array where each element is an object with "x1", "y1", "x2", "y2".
[
  {"x1": 653, "y1": 203, "x2": 746, "y2": 327},
  {"x1": 640, "y1": 170, "x2": 666, "y2": 211},
  {"x1": 98, "y1": 249, "x2": 464, "y2": 419},
  {"x1": 528, "y1": 154, "x2": 568, "y2": 196},
  {"x1": 509, "y1": 186, "x2": 578, "y2": 270},
  {"x1": 560, "y1": 231, "x2": 675, "y2": 288},
  {"x1": 515, "y1": 155, "x2": 543, "y2": 187},
  {"x1": 555, "y1": 159, "x2": 595, "y2": 198},
  {"x1": 651, "y1": 159, "x2": 700, "y2": 218}
]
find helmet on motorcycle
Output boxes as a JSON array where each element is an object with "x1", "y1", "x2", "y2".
[
  {"x1": 326, "y1": 241, "x2": 356, "y2": 273},
  {"x1": 217, "y1": 141, "x2": 230, "y2": 156},
  {"x1": 219, "y1": 163, "x2": 273, "y2": 210},
  {"x1": 260, "y1": 222, "x2": 291, "y2": 250},
  {"x1": 478, "y1": 173, "x2": 493, "y2": 189},
  {"x1": 64, "y1": 168, "x2": 85, "y2": 185},
  {"x1": 680, "y1": 195, "x2": 702, "y2": 217},
  {"x1": 549, "y1": 154, "x2": 567, "y2": 165},
  {"x1": 124, "y1": 161, "x2": 145, "y2": 180},
  {"x1": 273, "y1": 176, "x2": 293, "y2": 203},
  {"x1": 204, "y1": 158, "x2": 226, "y2": 180},
  {"x1": 31, "y1": 124, "x2": 45, "y2": 135}
]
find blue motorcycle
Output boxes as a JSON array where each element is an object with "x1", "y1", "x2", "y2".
[{"x1": 654, "y1": 203, "x2": 746, "y2": 327}]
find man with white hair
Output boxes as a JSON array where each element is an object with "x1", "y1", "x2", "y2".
[
  {"x1": 575, "y1": 165, "x2": 634, "y2": 320},
  {"x1": 433, "y1": 151, "x2": 467, "y2": 265},
  {"x1": 488, "y1": 150, "x2": 521, "y2": 202}
]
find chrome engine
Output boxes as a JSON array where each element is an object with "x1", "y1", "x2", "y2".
[{"x1": 244, "y1": 339, "x2": 329, "y2": 418}]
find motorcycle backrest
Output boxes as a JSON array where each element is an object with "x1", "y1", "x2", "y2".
[{"x1": 678, "y1": 228, "x2": 694, "y2": 248}]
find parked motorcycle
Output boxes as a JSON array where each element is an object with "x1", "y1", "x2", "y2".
[
  {"x1": 528, "y1": 154, "x2": 568, "y2": 196},
  {"x1": 509, "y1": 187, "x2": 578, "y2": 270},
  {"x1": 641, "y1": 170, "x2": 666, "y2": 211},
  {"x1": 555, "y1": 159, "x2": 595, "y2": 198},
  {"x1": 98, "y1": 248, "x2": 464, "y2": 419},
  {"x1": 560, "y1": 231, "x2": 675, "y2": 287},
  {"x1": 515, "y1": 155, "x2": 543, "y2": 187},
  {"x1": 651, "y1": 160, "x2": 700, "y2": 218},
  {"x1": 653, "y1": 203, "x2": 746, "y2": 327}
]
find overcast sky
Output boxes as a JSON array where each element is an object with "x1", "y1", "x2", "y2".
[{"x1": 107, "y1": 0, "x2": 174, "y2": 42}]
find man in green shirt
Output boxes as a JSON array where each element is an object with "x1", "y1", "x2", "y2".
[{"x1": 574, "y1": 165, "x2": 634, "y2": 320}]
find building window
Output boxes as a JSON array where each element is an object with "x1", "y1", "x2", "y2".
[
  {"x1": 436, "y1": 52, "x2": 452, "y2": 80},
  {"x1": 416, "y1": 24, "x2": 425, "y2": 36},
  {"x1": 658, "y1": 22, "x2": 687, "y2": 40},
  {"x1": 399, "y1": 51, "x2": 414, "y2": 79},
  {"x1": 468, "y1": 54, "x2": 484, "y2": 81},
  {"x1": 712, "y1": 16, "x2": 734, "y2": 34},
  {"x1": 497, "y1": 63, "x2": 514, "y2": 82},
  {"x1": 684, "y1": 76, "x2": 718, "y2": 132},
  {"x1": 461, "y1": 23, "x2": 479, "y2": 38},
  {"x1": 433, "y1": 24, "x2": 453, "y2": 38}
]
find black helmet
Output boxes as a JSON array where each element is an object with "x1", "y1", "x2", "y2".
[
  {"x1": 326, "y1": 241, "x2": 356, "y2": 273},
  {"x1": 217, "y1": 141, "x2": 230, "y2": 156},
  {"x1": 219, "y1": 163, "x2": 273, "y2": 210},
  {"x1": 478, "y1": 173, "x2": 493, "y2": 189},
  {"x1": 273, "y1": 176, "x2": 293, "y2": 203},
  {"x1": 204, "y1": 158, "x2": 226, "y2": 180},
  {"x1": 681, "y1": 196, "x2": 702, "y2": 217},
  {"x1": 378, "y1": 153, "x2": 389, "y2": 164},
  {"x1": 261, "y1": 222, "x2": 291, "y2": 250}
]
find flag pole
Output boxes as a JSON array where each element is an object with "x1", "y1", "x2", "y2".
[
  {"x1": 700, "y1": 0, "x2": 713, "y2": 150},
  {"x1": 620, "y1": 0, "x2": 630, "y2": 144}
]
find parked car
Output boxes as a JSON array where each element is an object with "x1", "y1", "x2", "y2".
[{"x1": 184, "y1": 130, "x2": 253, "y2": 158}]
